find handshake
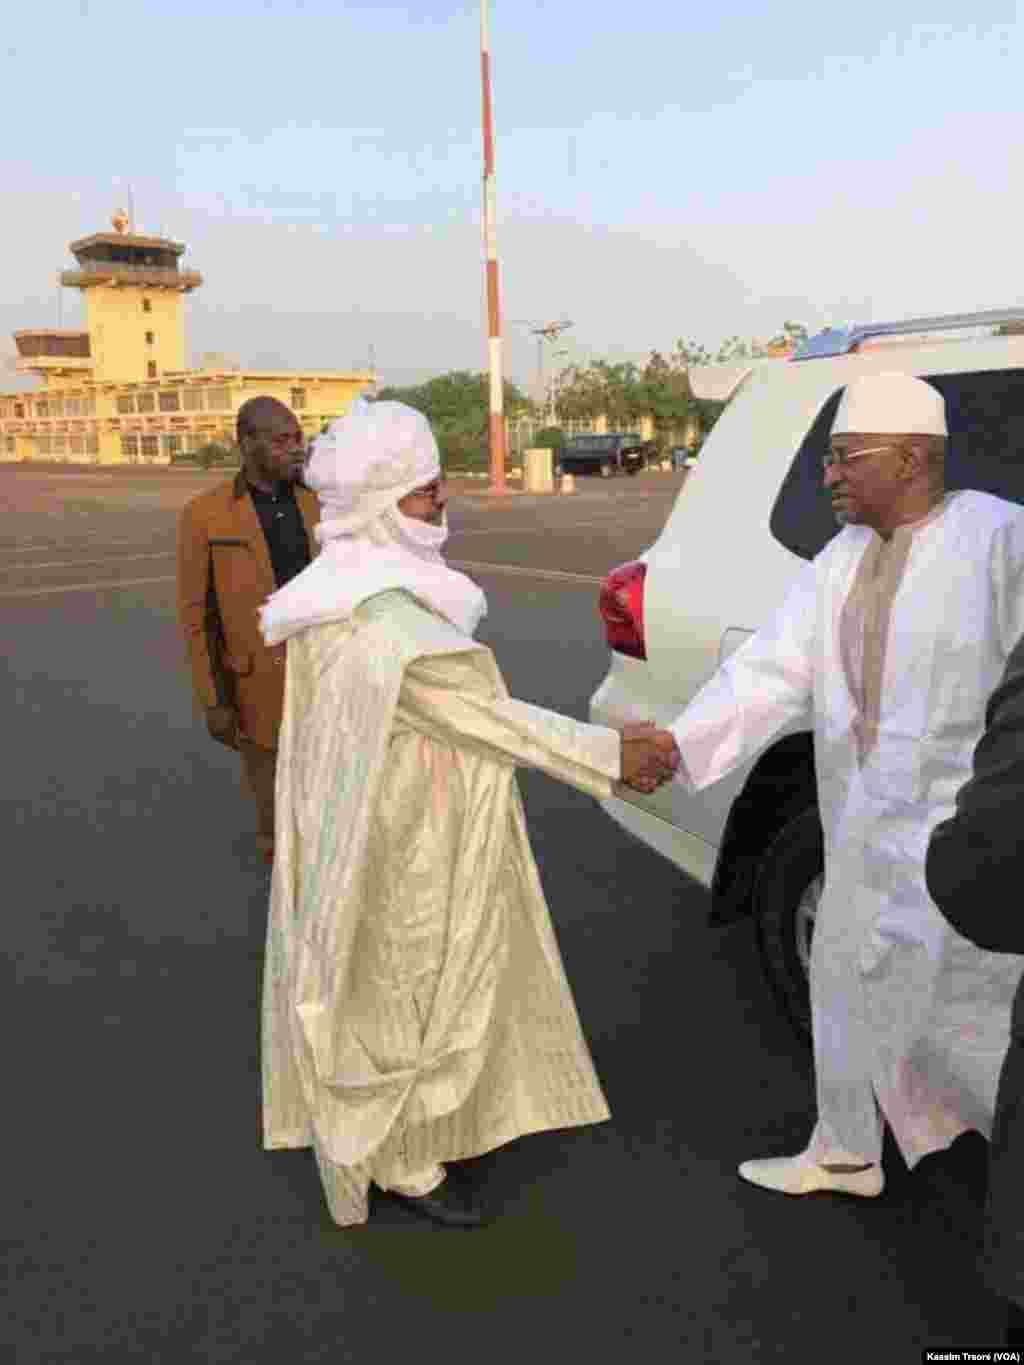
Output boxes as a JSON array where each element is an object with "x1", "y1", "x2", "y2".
[{"x1": 617, "y1": 722, "x2": 682, "y2": 794}]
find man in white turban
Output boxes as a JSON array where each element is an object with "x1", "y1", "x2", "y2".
[
  {"x1": 669, "y1": 372, "x2": 1024, "y2": 1197},
  {"x1": 258, "y1": 399, "x2": 679, "y2": 1228}
]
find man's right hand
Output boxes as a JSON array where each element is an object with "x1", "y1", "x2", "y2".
[
  {"x1": 619, "y1": 722, "x2": 681, "y2": 793},
  {"x1": 205, "y1": 704, "x2": 240, "y2": 749}
]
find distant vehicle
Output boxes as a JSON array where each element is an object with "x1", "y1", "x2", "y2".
[
  {"x1": 589, "y1": 306, "x2": 1024, "y2": 1043},
  {"x1": 557, "y1": 432, "x2": 648, "y2": 478}
]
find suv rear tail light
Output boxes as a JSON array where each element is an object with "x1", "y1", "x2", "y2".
[{"x1": 599, "y1": 560, "x2": 647, "y2": 660}]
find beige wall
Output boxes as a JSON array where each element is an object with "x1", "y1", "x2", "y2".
[
  {"x1": 0, "y1": 372, "x2": 370, "y2": 465},
  {"x1": 84, "y1": 284, "x2": 186, "y2": 383}
]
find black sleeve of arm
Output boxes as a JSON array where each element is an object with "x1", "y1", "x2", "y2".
[{"x1": 926, "y1": 634, "x2": 1024, "y2": 952}]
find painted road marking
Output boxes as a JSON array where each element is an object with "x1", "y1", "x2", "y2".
[
  {"x1": 0, "y1": 560, "x2": 602, "y2": 601},
  {"x1": 3, "y1": 551, "x2": 175, "y2": 571},
  {"x1": 451, "y1": 559, "x2": 602, "y2": 585},
  {"x1": 0, "y1": 575, "x2": 177, "y2": 600},
  {"x1": 449, "y1": 519, "x2": 626, "y2": 539}
]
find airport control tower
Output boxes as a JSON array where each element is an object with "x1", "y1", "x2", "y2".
[{"x1": 23, "y1": 210, "x2": 204, "y2": 385}]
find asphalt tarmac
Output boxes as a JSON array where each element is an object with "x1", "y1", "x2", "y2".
[{"x1": 1, "y1": 466, "x2": 1000, "y2": 1363}]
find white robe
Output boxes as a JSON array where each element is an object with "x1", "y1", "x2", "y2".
[
  {"x1": 671, "y1": 490, "x2": 1024, "y2": 1166},
  {"x1": 262, "y1": 589, "x2": 620, "y2": 1225}
]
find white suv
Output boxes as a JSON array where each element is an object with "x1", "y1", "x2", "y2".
[{"x1": 589, "y1": 308, "x2": 1024, "y2": 1040}]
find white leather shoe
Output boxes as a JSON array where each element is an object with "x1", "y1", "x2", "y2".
[{"x1": 738, "y1": 1152, "x2": 884, "y2": 1197}]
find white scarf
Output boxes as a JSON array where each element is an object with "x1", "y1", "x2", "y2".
[{"x1": 259, "y1": 506, "x2": 487, "y2": 645}]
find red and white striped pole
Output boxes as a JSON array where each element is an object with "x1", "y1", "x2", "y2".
[{"x1": 480, "y1": 0, "x2": 506, "y2": 493}]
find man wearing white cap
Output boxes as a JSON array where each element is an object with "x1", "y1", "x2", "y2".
[
  {"x1": 669, "y1": 371, "x2": 1024, "y2": 1197},
  {"x1": 257, "y1": 399, "x2": 679, "y2": 1228}
]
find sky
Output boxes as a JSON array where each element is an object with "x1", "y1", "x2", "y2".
[{"x1": 1, "y1": 0, "x2": 1021, "y2": 392}]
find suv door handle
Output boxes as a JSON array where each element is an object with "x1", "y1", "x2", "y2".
[{"x1": 719, "y1": 627, "x2": 754, "y2": 666}]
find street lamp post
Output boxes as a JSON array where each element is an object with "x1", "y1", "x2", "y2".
[{"x1": 480, "y1": 0, "x2": 506, "y2": 493}]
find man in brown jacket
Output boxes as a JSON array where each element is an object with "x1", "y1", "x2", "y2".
[{"x1": 177, "y1": 396, "x2": 319, "y2": 864}]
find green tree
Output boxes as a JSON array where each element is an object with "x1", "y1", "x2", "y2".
[
  {"x1": 552, "y1": 364, "x2": 605, "y2": 423},
  {"x1": 669, "y1": 321, "x2": 810, "y2": 441},
  {"x1": 637, "y1": 350, "x2": 695, "y2": 443},
  {"x1": 377, "y1": 371, "x2": 532, "y2": 471},
  {"x1": 531, "y1": 426, "x2": 565, "y2": 451}
]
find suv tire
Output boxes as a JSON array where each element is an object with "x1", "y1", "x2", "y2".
[{"x1": 752, "y1": 807, "x2": 824, "y2": 1046}]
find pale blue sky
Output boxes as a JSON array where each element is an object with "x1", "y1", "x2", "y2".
[{"x1": 1, "y1": 0, "x2": 1021, "y2": 389}]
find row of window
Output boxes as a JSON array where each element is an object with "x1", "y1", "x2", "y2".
[
  {"x1": 120, "y1": 432, "x2": 231, "y2": 460},
  {"x1": 4, "y1": 387, "x2": 310, "y2": 421},
  {"x1": 33, "y1": 435, "x2": 101, "y2": 457},
  {"x1": 116, "y1": 387, "x2": 234, "y2": 414},
  {"x1": 1, "y1": 397, "x2": 98, "y2": 418},
  {"x1": 36, "y1": 397, "x2": 97, "y2": 418},
  {"x1": 27, "y1": 432, "x2": 236, "y2": 461}
]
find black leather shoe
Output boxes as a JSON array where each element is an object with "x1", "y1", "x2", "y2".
[{"x1": 387, "y1": 1171, "x2": 487, "y2": 1228}]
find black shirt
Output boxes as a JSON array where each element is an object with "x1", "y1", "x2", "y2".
[{"x1": 247, "y1": 480, "x2": 311, "y2": 588}]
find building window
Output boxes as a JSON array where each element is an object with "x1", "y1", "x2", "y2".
[
  {"x1": 142, "y1": 299, "x2": 152, "y2": 314},
  {"x1": 147, "y1": 361, "x2": 157, "y2": 379},
  {"x1": 49, "y1": 399, "x2": 64, "y2": 418},
  {"x1": 290, "y1": 388, "x2": 307, "y2": 410},
  {"x1": 159, "y1": 390, "x2": 180, "y2": 413},
  {"x1": 136, "y1": 392, "x2": 155, "y2": 414},
  {"x1": 145, "y1": 331, "x2": 155, "y2": 346},
  {"x1": 65, "y1": 398, "x2": 81, "y2": 417},
  {"x1": 36, "y1": 436, "x2": 52, "y2": 456},
  {"x1": 70, "y1": 437, "x2": 84, "y2": 457},
  {"x1": 5, "y1": 436, "x2": 15, "y2": 455},
  {"x1": 183, "y1": 388, "x2": 204, "y2": 412},
  {"x1": 163, "y1": 434, "x2": 182, "y2": 459},
  {"x1": 86, "y1": 435, "x2": 99, "y2": 457},
  {"x1": 36, "y1": 400, "x2": 49, "y2": 418},
  {"x1": 117, "y1": 394, "x2": 135, "y2": 415},
  {"x1": 52, "y1": 437, "x2": 67, "y2": 457},
  {"x1": 121, "y1": 434, "x2": 139, "y2": 462},
  {"x1": 13, "y1": 403, "x2": 24, "y2": 419},
  {"x1": 83, "y1": 396, "x2": 96, "y2": 416},
  {"x1": 206, "y1": 388, "x2": 231, "y2": 411},
  {"x1": 140, "y1": 435, "x2": 159, "y2": 462}
]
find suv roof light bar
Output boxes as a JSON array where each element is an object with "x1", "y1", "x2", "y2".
[{"x1": 791, "y1": 307, "x2": 1024, "y2": 361}]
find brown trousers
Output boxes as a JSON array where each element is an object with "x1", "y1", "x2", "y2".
[{"x1": 239, "y1": 740, "x2": 277, "y2": 859}]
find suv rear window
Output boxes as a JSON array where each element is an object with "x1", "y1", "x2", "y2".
[
  {"x1": 770, "y1": 368, "x2": 1024, "y2": 560},
  {"x1": 567, "y1": 434, "x2": 638, "y2": 450}
]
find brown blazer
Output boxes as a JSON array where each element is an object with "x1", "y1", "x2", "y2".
[{"x1": 177, "y1": 470, "x2": 320, "y2": 750}]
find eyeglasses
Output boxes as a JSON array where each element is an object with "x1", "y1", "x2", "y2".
[{"x1": 821, "y1": 443, "x2": 898, "y2": 472}]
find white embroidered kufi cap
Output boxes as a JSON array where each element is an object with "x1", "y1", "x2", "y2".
[
  {"x1": 832, "y1": 372, "x2": 948, "y2": 437},
  {"x1": 830, "y1": 374, "x2": 950, "y2": 436},
  {"x1": 305, "y1": 397, "x2": 441, "y2": 540}
]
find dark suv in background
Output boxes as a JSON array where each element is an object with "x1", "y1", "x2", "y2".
[{"x1": 557, "y1": 432, "x2": 650, "y2": 478}]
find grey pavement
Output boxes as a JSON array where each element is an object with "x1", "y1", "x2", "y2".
[{"x1": 1, "y1": 467, "x2": 999, "y2": 1363}]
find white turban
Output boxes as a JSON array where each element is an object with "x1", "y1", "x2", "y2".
[
  {"x1": 259, "y1": 397, "x2": 487, "y2": 645},
  {"x1": 832, "y1": 373, "x2": 948, "y2": 438},
  {"x1": 306, "y1": 397, "x2": 441, "y2": 542}
]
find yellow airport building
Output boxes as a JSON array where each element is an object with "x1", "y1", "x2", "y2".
[{"x1": 0, "y1": 212, "x2": 373, "y2": 465}]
